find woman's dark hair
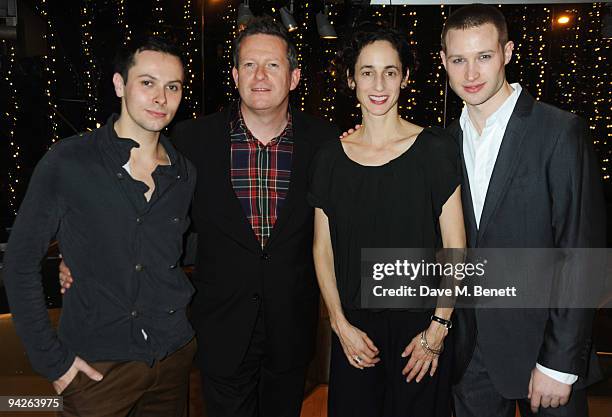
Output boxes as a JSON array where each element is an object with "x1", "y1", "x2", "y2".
[
  {"x1": 113, "y1": 35, "x2": 185, "y2": 83},
  {"x1": 336, "y1": 22, "x2": 417, "y2": 94}
]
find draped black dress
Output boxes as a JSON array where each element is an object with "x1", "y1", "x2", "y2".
[{"x1": 308, "y1": 127, "x2": 461, "y2": 417}]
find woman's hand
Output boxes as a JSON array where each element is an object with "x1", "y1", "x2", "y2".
[
  {"x1": 332, "y1": 318, "x2": 380, "y2": 370},
  {"x1": 401, "y1": 321, "x2": 448, "y2": 383}
]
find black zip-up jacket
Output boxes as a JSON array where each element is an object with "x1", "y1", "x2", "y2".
[{"x1": 3, "y1": 115, "x2": 196, "y2": 381}]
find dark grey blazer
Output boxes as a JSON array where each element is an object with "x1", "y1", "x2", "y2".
[{"x1": 448, "y1": 89, "x2": 605, "y2": 398}]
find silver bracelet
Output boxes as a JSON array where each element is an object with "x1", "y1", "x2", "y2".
[{"x1": 420, "y1": 330, "x2": 443, "y2": 356}]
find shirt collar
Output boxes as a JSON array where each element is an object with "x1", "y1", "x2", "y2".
[
  {"x1": 460, "y1": 83, "x2": 522, "y2": 133},
  {"x1": 104, "y1": 113, "x2": 138, "y2": 166}
]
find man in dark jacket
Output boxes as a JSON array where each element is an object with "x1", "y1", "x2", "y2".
[
  {"x1": 171, "y1": 17, "x2": 339, "y2": 417},
  {"x1": 5, "y1": 37, "x2": 197, "y2": 416},
  {"x1": 440, "y1": 5, "x2": 605, "y2": 417}
]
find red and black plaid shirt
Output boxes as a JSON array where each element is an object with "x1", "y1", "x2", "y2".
[{"x1": 230, "y1": 102, "x2": 294, "y2": 247}]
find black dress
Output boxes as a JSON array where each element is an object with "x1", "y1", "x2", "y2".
[{"x1": 308, "y1": 127, "x2": 461, "y2": 417}]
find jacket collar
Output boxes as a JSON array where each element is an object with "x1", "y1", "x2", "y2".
[{"x1": 204, "y1": 102, "x2": 314, "y2": 254}]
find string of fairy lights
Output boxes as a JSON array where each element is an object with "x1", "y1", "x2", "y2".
[
  {"x1": 117, "y1": 0, "x2": 132, "y2": 47},
  {"x1": 2, "y1": 40, "x2": 21, "y2": 216},
  {"x1": 514, "y1": 5, "x2": 527, "y2": 81},
  {"x1": 398, "y1": 6, "x2": 418, "y2": 120},
  {"x1": 152, "y1": 0, "x2": 165, "y2": 36},
  {"x1": 40, "y1": 0, "x2": 59, "y2": 146},
  {"x1": 567, "y1": 8, "x2": 579, "y2": 114},
  {"x1": 536, "y1": 7, "x2": 550, "y2": 101},
  {"x1": 424, "y1": 5, "x2": 447, "y2": 126},
  {"x1": 318, "y1": 3, "x2": 338, "y2": 123},
  {"x1": 221, "y1": 2, "x2": 238, "y2": 106},
  {"x1": 294, "y1": 2, "x2": 310, "y2": 113},
  {"x1": 588, "y1": 3, "x2": 611, "y2": 180},
  {"x1": 554, "y1": 6, "x2": 580, "y2": 115},
  {"x1": 515, "y1": 6, "x2": 548, "y2": 101},
  {"x1": 182, "y1": 0, "x2": 199, "y2": 118},
  {"x1": 80, "y1": 0, "x2": 99, "y2": 128}
]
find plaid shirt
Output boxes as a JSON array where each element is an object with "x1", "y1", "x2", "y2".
[{"x1": 230, "y1": 102, "x2": 294, "y2": 247}]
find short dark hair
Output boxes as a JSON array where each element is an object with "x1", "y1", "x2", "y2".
[
  {"x1": 441, "y1": 4, "x2": 509, "y2": 52},
  {"x1": 233, "y1": 16, "x2": 299, "y2": 71},
  {"x1": 113, "y1": 35, "x2": 185, "y2": 83},
  {"x1": 336, "y1": 22, "x2": 417, "y2": 94}
]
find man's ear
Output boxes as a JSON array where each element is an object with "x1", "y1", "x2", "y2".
[
  {"x1": 503, "y1": 41, "x2": 514, "y2": 65},
  {"x1": 232, "y1": 67, "x2": 239, "y2": 89},
  {"x1": 112, "y1": 73, "x2": 125, "y2": 98},
  {"x1": 439, "y1": 50, "x2": 448, "y2": 71},
  {"x1": 289, "y1": 68, "x2": 301, "y2": 91}
]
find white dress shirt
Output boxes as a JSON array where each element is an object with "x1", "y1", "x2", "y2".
[
  {"x1": 460, "y1": 83, "x2": 521, "y2": 227},
  {"x1": 460, "y1": 83, "x2": 577, "y2": 386}
]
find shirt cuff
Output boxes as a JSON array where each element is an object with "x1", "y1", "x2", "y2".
[{"x1": 536, "y1": 363, "x2": 578, "y2": 385}]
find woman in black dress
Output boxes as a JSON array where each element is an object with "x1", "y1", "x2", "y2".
[{"x1": 309, "y1": 24, "x2": 466, "y2": 416}]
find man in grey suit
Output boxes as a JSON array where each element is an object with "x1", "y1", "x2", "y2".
[{"x1": 440, "y1": 4, "x2": 605, "y2": 417}]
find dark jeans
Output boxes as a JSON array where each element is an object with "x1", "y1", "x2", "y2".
[{"x1": 61, "y1": 337, "x2": 196, "y2": 417}]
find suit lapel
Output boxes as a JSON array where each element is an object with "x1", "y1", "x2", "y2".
[
  {"x1": 207, "y1": 108, "x2": 261, "y2": 254},
  {"x1": 476, "y1": 90, "x2": 535, "y2": 242},
  {"x1": 265, "y1": 111, "x2": 311, "y2": 249}
]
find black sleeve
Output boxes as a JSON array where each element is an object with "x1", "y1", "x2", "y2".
[
  {"x1": 538, "y1": 115, "x2": 606, "y2": 375},
  {"x1": 3, "y1": 145, "x2": 76, "y2": 381},
  {"x1": 307, "y1": 144, "x2": 335, "y2": 215},
  {"x1": 427, "y1": 128, "x2": 462, "y2": 218}
]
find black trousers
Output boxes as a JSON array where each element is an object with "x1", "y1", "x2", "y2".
[
  {"x1": 453, "y1": 343, "x2": 589, "y2": 417},
  {"x1": 201, "y1": 309, "x2": 307, "y2": 417},
  {"x1": 328, "y1": 310, "x2": 453, "y2": 417}
]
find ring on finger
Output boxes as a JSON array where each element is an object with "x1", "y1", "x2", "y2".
[{"x1": 353, "y1": 355, "x2": 362, "y2": 364}]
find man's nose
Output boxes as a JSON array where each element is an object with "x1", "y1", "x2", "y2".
[
  {"x1": 255, "y1": 66, "x2": 267, "y2": 80},
  {"x1": 466, "y1": 62, "x2": 479, "y2": 82},
  {"x1": 154, "y1": 87, "x2": 167, "y2": 105}
]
